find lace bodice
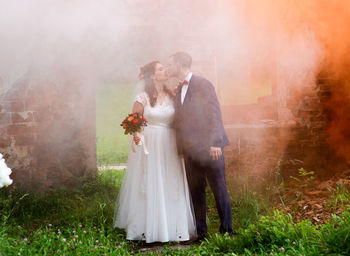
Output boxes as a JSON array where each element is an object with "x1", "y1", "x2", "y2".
[{"x1": 135, "y1": 93, "x2": 174, "y2": 127}]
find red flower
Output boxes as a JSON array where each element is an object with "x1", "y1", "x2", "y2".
[{"x1": 121, "y1": 112, "x2": 147, "y2": 135}]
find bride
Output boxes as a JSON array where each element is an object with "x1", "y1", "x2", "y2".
[{"x1": 114, "y1": 61, "x2": 196, "y2": 243}]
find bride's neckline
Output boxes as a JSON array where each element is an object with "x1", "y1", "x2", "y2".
[{"x1": 155, "y1": 94, "x2": 168, "y2": 106}]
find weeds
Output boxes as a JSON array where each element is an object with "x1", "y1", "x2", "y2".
[
  {"x1": 1, "y1": 169, "x2": 350, "y2": 255},
  {"x1": 326, "y1": 182, "x2": 350, "y2": 211}
]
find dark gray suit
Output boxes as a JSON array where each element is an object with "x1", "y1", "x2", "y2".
[{"x1": 174, "y1": 75, "x2": 233, "y2": 235}]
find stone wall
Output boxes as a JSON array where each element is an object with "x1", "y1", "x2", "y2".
[
  {"x1": 0, "y1": 68, "x2": 97, "y2": 189},
  {"x1": 223, "y1": 71, "x2": 346, "y2": 179}
]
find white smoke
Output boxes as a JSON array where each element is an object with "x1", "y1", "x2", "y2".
[
  {"x1": 0, "y1": 0, "x2": 326, "y2": 106},
  {"x1": 0, "y1": 153, "x2": 12, "y2": 188}
]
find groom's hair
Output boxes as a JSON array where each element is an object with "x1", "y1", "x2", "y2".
[{"x1": 171, "y1": 52, "x2": 192, "y2": 69}]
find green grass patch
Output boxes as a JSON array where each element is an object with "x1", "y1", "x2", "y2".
[
  {"x1": 1, "y1": 170, "x2": 350, "y2": 255},
  {"x1": 0, "y1": 170, "x2": 131, "y2": 255},
  {"x1": 326, "y1": 181, "x2": 350, "y2": 211},
  {"x1": 96, "y1": 83, "x2": 134, "y2": 165}
]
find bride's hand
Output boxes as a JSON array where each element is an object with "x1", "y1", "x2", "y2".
[{"x1": 133, "y1": 135, "x2": 141, "y2": 145}]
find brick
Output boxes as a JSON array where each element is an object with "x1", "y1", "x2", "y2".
[
  {"x1": 11, "y1": 112, "x2": 34, "y2": 123},
  {"x1": 7, "y1": 124, "x2": 35, "y2": 135},
  {"x1": 3, "y1": 89, "x2": 26, "y2": 101},
  {"x1": 0, "y1": 102, "x2": 10, "y2": 111},
  {"x1": 33, "y1": 111, "x2": 53, "y2": 122},
  {"x1": 14, "y1": 134, "x2": 36, "y2": 146},
  {"x1": 24, "y1": 96, "x2": 43, "y2": 111},
  {"x1": 0, "y1": 113, "x2": 11, "y2": 125},
  {"x1": 1, "y1": 101, "x2": 26, "y2": 112},
  {"x1": 11, "y1": 169, "x2": 31, "y2": 185},
  {"x1": 0, "y1": 137, "x2": 11, "y2": 147},
  {"x1": 10, "y1": 101, "x2": 25, "y2": 112}
]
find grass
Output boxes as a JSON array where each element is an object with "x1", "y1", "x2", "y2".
[
  {"x1": 1, "y1": 170, "x2": 124, "y2": 228},
  {"x1": 1, "y1": 170, "x2": 131, "y2": 255},
  {"x1": 2, "y1": 169, "x2": 350, "y2": 255},
  {"x1": 195, "y1": 210, "x2": 350, "y2": 256},
  {"x1": 326, "y1": 182, "x2": 350, "y2": 211},
  {"x1": 96, "y1": 83, "x2": 134, "y2": 165}
]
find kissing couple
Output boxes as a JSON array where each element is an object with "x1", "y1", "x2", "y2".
[{"x1": 114, "y1": 52, "x2": 234, "y2": 244}]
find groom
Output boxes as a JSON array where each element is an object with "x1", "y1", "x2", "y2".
[{"x1": 167, "y1": 52, "x2": 234, "y2": 241}]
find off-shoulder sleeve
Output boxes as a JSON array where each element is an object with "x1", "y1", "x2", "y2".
[{"x1": 134, "y1": 93, "x2": 147, "y2": 106}]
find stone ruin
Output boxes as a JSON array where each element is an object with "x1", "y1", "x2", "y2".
[
  {"x1": 222, "y1": 70, "x2": 348, "y2": 181},
  {"x1": 0, "y1": 68, "x2": 97, "y2": 189},
  {"x1": 0, "y1": 58, "x2": 347, "y2": 190}
]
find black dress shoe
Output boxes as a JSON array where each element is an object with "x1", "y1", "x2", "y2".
[
  {"x1": 227, "y1": 230, "x2": 238, "y2": 238},
  {"x1": 197, "y1": 233, "x2": 208, "y2": 241},
  {"x1": 181, "y1": 238, "x2": 199, "y2": 245},
  {"x1": 182, "y1": 234, "x2": 207, "y2": 245}
]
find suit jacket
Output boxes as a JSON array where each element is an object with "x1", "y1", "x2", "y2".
[{"x1": 174, "y1": 75, "x2": 230, "y2": 158}]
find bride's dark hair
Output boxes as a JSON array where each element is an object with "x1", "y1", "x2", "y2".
[{"x1": 140, "y1": 61, "x2": 174, "y2": 107}]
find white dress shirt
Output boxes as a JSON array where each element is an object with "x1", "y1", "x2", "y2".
[{"x1": 181, "y1": 72, "x2": 193, "y2": 104}]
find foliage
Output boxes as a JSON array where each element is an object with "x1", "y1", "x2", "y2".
[
  {"x1": 1, "y1": 169, "x2": 350, "y2": 255},
  {"x1": 289, "y1": 168, "x2": 315, "y2": 189},
  {"x1": 161, "y1": 211, "x2": 350, "y2": 256},
  {"x1": 1, "y1": 224, "x2": 132, "y2": 256},
  {"x1": 319, "y1": 211, "x2": 350, "y2": 255},
  {"x1": 1, "y1": 170, "x2": 123, "y2": 229},
  {"x1": 326, "y1": 181, "x2": 350, "y2": 211},
  {"x1": 0, "y1": 170, "x2": 130, "y2": 255}
]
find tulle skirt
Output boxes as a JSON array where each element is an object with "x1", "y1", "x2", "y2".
[{"x1": 114, "y1": 125, "x2": 196, "y2": 243}]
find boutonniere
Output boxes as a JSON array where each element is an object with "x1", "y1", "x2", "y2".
[
  {"x1": 172, "y1": 80, "x2": 189, "y2": 96},
  {"x1": 172, "y1": 84, "x2": 181, "y2": 96}
]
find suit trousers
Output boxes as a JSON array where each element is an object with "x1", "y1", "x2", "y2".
[{"x1": 183, "y1": 150, "x2": 233, "y2": 235}]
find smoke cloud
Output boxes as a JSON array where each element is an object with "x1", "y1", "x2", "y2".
[{"x1": 1, "y1": 0, "x2": 350, "y2": 160}]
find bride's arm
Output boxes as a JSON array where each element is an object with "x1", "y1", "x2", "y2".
[{"x1": 132, "y1": 101, "x2": 144, "y2": 115}]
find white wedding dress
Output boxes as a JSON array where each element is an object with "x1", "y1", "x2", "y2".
[{"x1": 114, "y1": 92, "x2": 196, "y2": 243}]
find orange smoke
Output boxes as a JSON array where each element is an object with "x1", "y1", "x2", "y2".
[
  {"x1": 286, "y1": 0, "x2": 350, "y2": 161},
  {"x1": 223, "y1": 1, "x2": 350, "y2": 160},
  {"x1": 217, "y1": 0, "x2": 323, "y2": 105},
  {"x1": 274, "y1": 0, "x2": 350, "y2": 160},
  {"x1": 308, "y1": 1, "x2": 350, "y2": 161}
]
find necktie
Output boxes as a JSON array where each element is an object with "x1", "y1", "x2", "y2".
[{"x1": 178, "y1": 80, "x2": 189, "y2": 90}]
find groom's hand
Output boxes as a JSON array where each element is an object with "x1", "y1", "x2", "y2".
[{"x1": 210, "y1": 147, "x2": 222, "y2": 160}]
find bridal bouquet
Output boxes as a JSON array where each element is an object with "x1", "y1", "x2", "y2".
[
  {"x1": 120, "y1": 112, "x2": 147, "y2": 135},
  {"x1": 0, "y1": 153, "x2": 13, "y2": 188},
  {"x1": 121, "y1": 113, "x2": 149, "y2": 154}
]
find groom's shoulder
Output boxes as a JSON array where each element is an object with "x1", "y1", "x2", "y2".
[{"x1": 192, "y1": 75, "x2": 214, "y2": 88}]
